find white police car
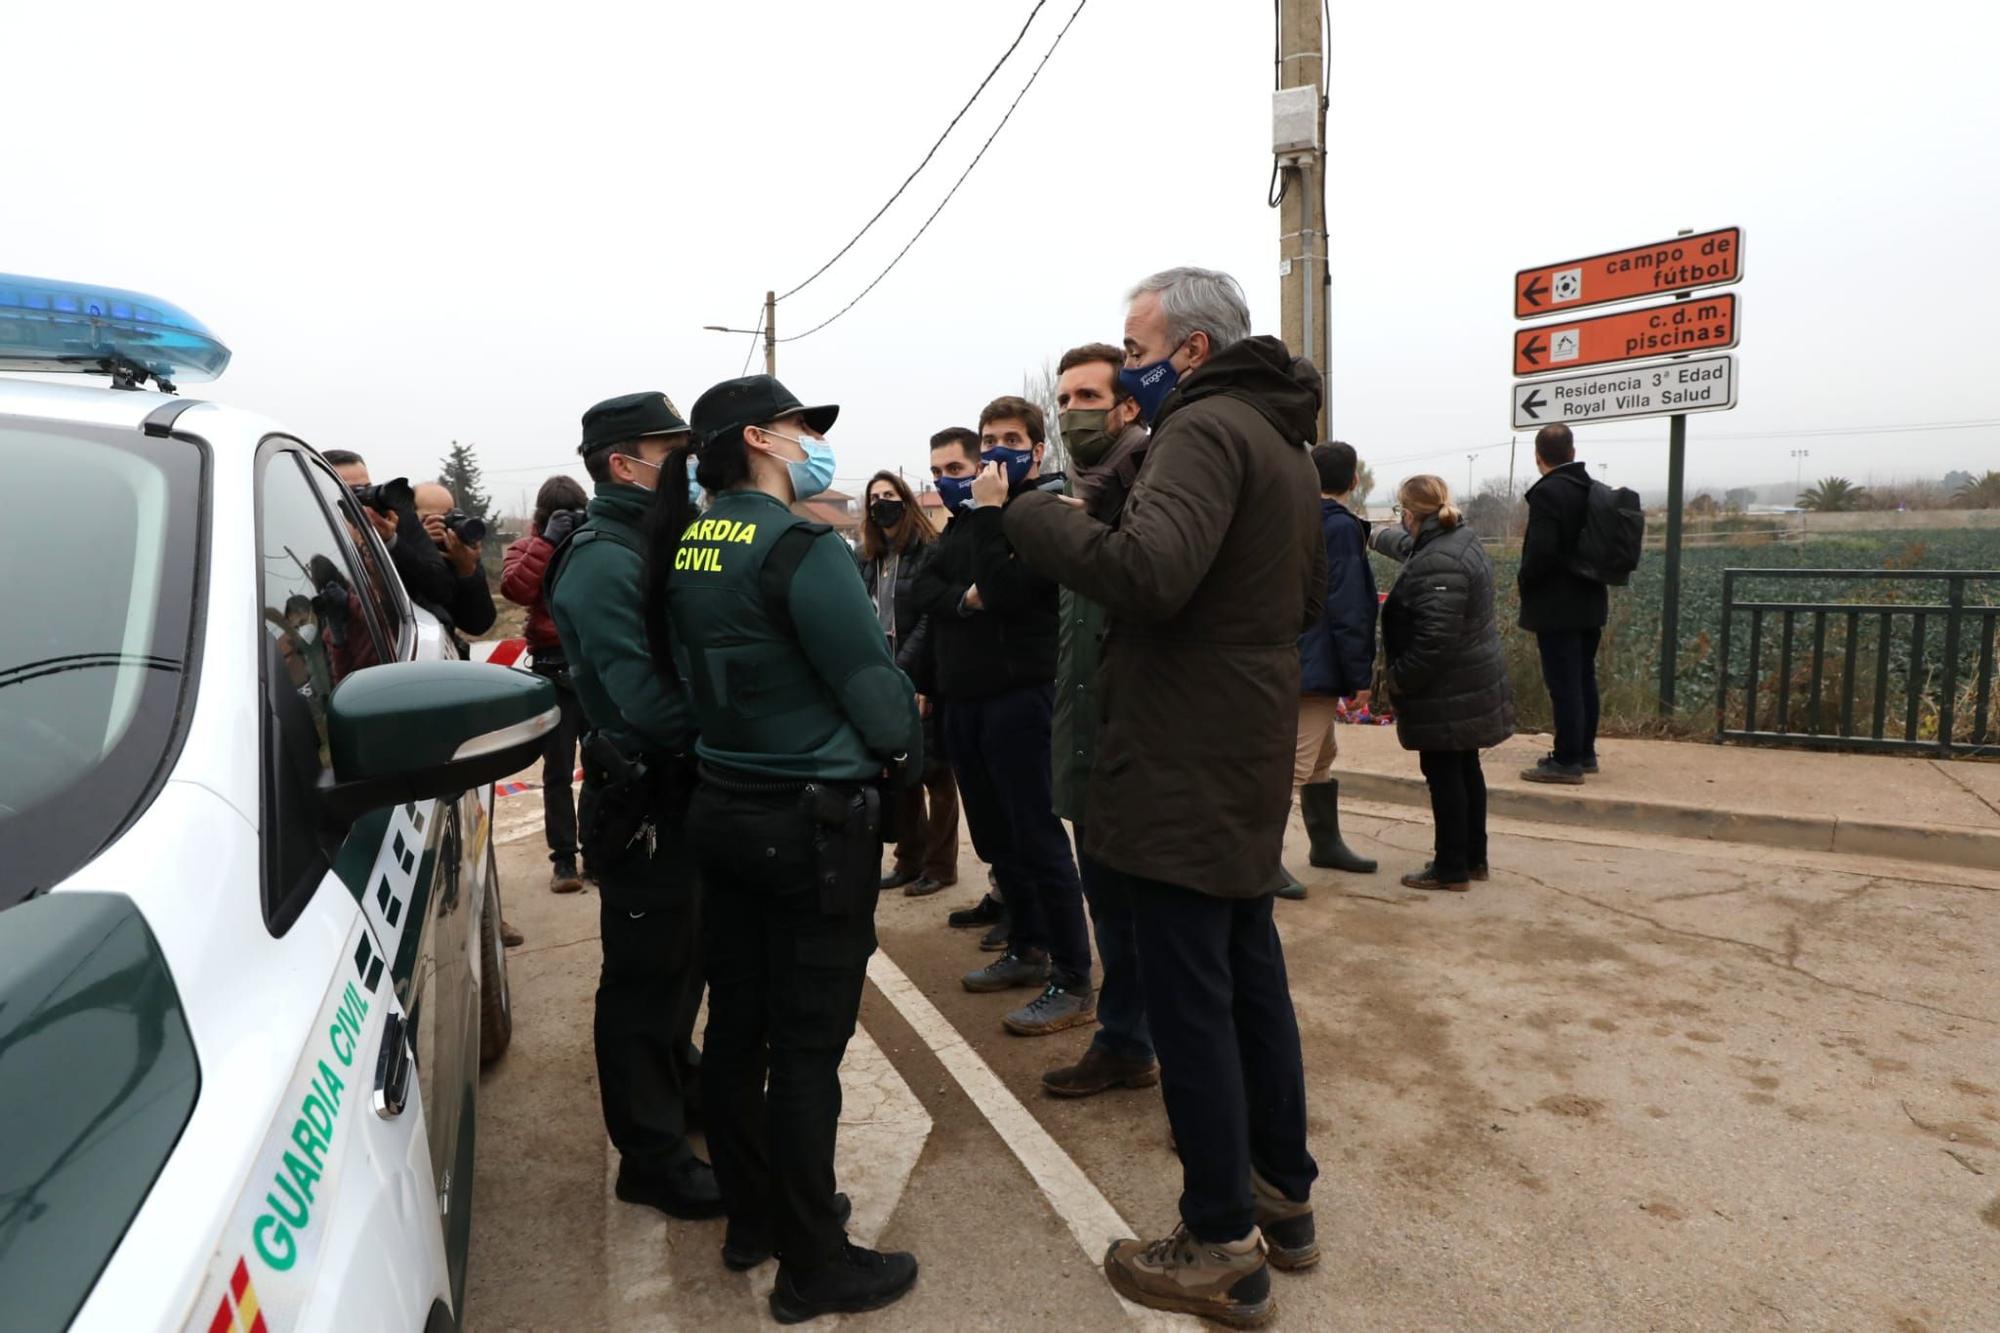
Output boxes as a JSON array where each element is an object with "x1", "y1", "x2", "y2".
[{"x1": 0, "y1": 276, "x2": 557, "y2": 1332}]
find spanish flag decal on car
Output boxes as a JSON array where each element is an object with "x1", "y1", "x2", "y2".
[{"x1": 204, "y1": 1259, "x2": 267, "y2": 1333}]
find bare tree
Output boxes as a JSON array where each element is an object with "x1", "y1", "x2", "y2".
[{"x1": 1023, "y1": 358, "x2": 1067, "y2": 474}]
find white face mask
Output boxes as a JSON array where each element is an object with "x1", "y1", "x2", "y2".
[
  {"x1": 622, "y1": 453, "x2": 662, "y2": 492},
  {"x1": 294, "y1": 622, "x2": 319, "y2": 644}
]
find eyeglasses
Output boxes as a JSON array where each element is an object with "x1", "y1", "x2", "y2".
[{"x1": 1391, "y1": 503, "x2": 1405, "y2": 518}]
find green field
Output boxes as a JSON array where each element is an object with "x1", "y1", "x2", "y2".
[{"x1": 1372, "y1": 527, "x2": 2000, "y2": 742}]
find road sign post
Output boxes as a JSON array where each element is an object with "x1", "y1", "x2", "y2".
[{"x1": 1509, "y1": 226, "x2": 1746, "y2": 721}]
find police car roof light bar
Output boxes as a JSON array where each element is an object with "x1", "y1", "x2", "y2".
[{"x1": 0, "y1": 273, "x2": 231, "y2": 391}]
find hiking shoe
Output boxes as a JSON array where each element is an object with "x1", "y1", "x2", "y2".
[
  {"x1": 770, "y1": 1241, "x2": 919, "y2": 1323},
  {"x1": 1252, "y1": 1169, "x2": 1318, "y2": 1272},
  {"x1": 879, "y1": 868, "x2": 919, "y2": 892},
  {"x1": 550, "y1": 857, "x2": 585, "y2": 894},
  {"x1": 615, "y1": 1156, "x2": 725, "y2": 1220},
  {"x1": 1103, "y1": 1224, "x2": 1273, "y2": 1328},
  {"x1": 947, "y1": 894, "x2": 1003, "y2": 928},
  {"x1": 903, "y1": 876, "x2": 947, "y2": 897},
  {"x1": 979, "y1": 911, "x2": 1013, "y2": 952},
  {"x1": 1003, "y1": 982, "x2": 1098, "y2": 1036},
  {"x1": 963, "y1": 950, "x2": 1050, "y2": 993},
  {"x1": 722, "y1": 1193, "x2": 851, "y2": 1272},
  {"x1": 500, "y1": 918, "x2": 525, "y2": 946},
  {"x1": 1271, "y1": 867, "x2": 1307, "y2": 901},
  {"x1": 1520, "y1": 757, "x2": 1585, "y2": 785},
  {"x1": 1582, "y1": 754, "x2": 1601, "y2": 775},
  {"x1": 1399, "y1": 862, "x2": 1470, "y2": 893},
  {"x1": 1043, "y1": 1045, "x2": 1160, "y2": 1098}
]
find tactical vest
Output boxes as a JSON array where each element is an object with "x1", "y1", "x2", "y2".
[{"x1": 666, "y1": 493, "x2": 842, "y2": 763}]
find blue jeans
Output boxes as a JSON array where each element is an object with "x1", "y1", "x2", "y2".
[{"x1": 1077, "y1": 840, "x2": 1152, "y2": 1063}]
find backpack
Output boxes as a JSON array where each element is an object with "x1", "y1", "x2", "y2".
[{"x1": 1569, "y1": 481, "x2": 1644, "y2": 586}]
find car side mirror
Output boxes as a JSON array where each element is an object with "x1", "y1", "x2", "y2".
[{"x1": 322, "y1": 661, "x2": 556, "y2": 823}]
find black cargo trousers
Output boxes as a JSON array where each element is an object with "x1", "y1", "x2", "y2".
[
  {"x1": 690, "y1": 769, "x2": 882, "y2": 1271},
  {"x1": 586, "y1": 746, "x2": 704, "y2": 1176}
]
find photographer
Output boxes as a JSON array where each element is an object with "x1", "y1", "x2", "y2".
[
  {"x1": 503, "y1": 475, "x2": 590, "y2": 894},
  {"x1": 414, "y1": 481, "x2": 497, "y2": 651},
  {"x1": 323, "y1": 449, "x2": 457, "y2": 613}
]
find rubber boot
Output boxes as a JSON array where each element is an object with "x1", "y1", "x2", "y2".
[
  {"x1": 1300, "y1": 780, "x2": 1376, "y2": 874},
  {"x1": 1271, "y1": 866, "x2": 1308, "y2": 901}
]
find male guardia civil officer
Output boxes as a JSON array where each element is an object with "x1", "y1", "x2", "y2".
[{"x1": 546, "y1": 391, "x2": 718, "y2": 1217}]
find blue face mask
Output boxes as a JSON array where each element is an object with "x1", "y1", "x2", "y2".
[
  {"x1": 1118, "y1": 342, "x2": 1187, "y2": 424},
  {"x1": 980, "y1": 445, "x2": 1036, "y2": 488},
  {"x1": 761, "y1": 428, "x2": 836, "y2": 502},
  {"x1": 687, "y1": 474, "x2": 704, "y2": 507},
  {"x1": 935, "y1": 473, "x2": 976, "y2": 515}
]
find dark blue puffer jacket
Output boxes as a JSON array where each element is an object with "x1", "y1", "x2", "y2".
[{"x1": 1298, "y1": 498, "x2": 1377, "y2": 696}]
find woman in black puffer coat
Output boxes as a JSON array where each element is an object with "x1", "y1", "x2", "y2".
[{"x1": 1371, "y1": 474, "x2": 1515, "y2": 890}]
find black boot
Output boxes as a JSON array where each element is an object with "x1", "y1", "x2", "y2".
[
  {"x1": 1300, "y1": 780, "x2": 1376, "y2": 873},
  {"x1": 770, "y1": 1242, "x2": 919, "y2": 1323},
  {"x1": 1271, "y1": 866, "x2": 1308, "y2": 900}
]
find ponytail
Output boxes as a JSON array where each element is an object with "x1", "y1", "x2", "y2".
[
  {"x1": 1396, "y1": 473, "x2": 1462, "y2": 529},
  {"x1": 643, "y1": 443, "x2": 696, "y2": 682},
  {"x1": 643, "y1": 430, "x2": 756, "y2": 682}
]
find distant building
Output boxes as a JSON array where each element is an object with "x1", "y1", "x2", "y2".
[{"x1": 792, "y1": 487, "x2": 861, "y2": 536}]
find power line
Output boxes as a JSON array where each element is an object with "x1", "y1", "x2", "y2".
[
  {"x1": 775, "y1": 0, "x2": 1050, "y2": 303},
  {"x1": 738, "y1": 302, "x2": 766, "y2": 377},
  {"x1": 1580, "y1": 417, "x2": 2000, "y2": 445},
  {"x1": 778, "y1": 0, "x2": 1090, "y2": 345}
]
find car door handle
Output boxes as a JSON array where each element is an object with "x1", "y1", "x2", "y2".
[{"x1": 374, "y1": 1010, "x2": 413, "y2": 1119}]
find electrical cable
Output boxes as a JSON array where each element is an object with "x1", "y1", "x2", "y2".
[
  {"x1": 739, "y1": 303, "x2": 765, "y2": 378},
  {"x1": 777, "y1": 0, "x2": 1089, "y2": 345},
  {"x1": 774, "y1": 0, "x2": 1050, "y2": 303}
]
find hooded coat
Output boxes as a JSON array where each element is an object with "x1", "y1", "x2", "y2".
[{"x1": 1004, "y1": 336, "x2": 1325, "y2": 897}]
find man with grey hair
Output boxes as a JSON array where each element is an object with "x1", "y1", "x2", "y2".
[{"x1": 993, "y1": 265, "x2": 1325, "y2": 1325}]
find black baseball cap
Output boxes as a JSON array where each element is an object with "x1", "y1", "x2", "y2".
[
  {"x1": 578, "y1": 391, "x2": 691, "y2": 458},
  {"x1": 689, "y1": 375, "x2": 838, "y2": 446}
]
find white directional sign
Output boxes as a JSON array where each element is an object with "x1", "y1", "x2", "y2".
[{"x1": 1512, "y1": 353, "x2": 1736, "y2": 430}]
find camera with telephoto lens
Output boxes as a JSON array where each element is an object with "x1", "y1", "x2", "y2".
[
  {"x1": 350, "y1": 476, "x2": 414, "y2": 515},
  {"x1": 443, "y1": 509, "x2": 487, "y2": 545}
]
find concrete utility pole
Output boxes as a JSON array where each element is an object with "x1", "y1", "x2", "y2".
[
  {"x1": 763, "y1": 289, "x2": 777, "y2": 377},
  {"x1": 1275, "y1": 0, "x2": 1330, "y2": 442}
]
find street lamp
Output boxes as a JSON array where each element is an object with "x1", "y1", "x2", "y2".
[
  {"x1": 1791, "y1": 448, "x2": 1810, "y2": 496},
  {"x1": 704, "y1": 290, "x2": 778, "y2": 376}
]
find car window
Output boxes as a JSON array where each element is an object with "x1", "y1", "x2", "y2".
[
  {"x1": 0, "y1": 422, "x2": 202, "y2": 903},
  {"x1": 305, "y1": 453, "x2": 408, "y2": 655},
  {"x1": 259, "y1": 448, "x2": 389, "y2": 931}
]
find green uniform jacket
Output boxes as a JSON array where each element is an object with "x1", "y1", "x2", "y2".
[
  {"x1": 547, "y1": 483, "x2": 698, "y2": 754},
  {"x1": 666, "y1": 489, "x2": 921, "y2": 783}
]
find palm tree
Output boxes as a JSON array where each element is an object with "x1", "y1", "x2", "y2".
[
  {"x1": 1952, "y1": 470, "x2": 2000, "y2": 509},
  {"x1": 1798, "y1": 476, "x2": 1868, "y2": 512}
]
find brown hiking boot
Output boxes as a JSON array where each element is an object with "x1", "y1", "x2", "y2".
[
  {"x1": 1251, "y1": 1169, "x2": 1318, "y2": 1271},
  {"x1": 1102, "y1": 1224, "x2": 1273, "y2": 1328},
  {"x1": 1042, "y1": 1045, "x2": 1160, "y2": 1098}
]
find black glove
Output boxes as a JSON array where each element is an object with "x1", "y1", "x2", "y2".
[{"x1": 543, "y1": 508, "x2": 584, "y2": 546}]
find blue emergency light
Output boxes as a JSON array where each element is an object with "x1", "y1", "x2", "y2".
[{"x1": 0, "y1": 273, "x2": 230, "y2": 390}]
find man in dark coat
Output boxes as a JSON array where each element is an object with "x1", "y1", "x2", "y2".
[
  {"x1": 1517, "y1": 423, "x2": 1609, "y2": 784},
  {"x1": 913, "y1": 405, "x2": 1094, "y2": 1039},
  {"x1": 1283, "y1": 441, "x2": 1379, "y2": 896},
  {"x1": 994, "y1": 266, "x2": 1321, "y2": 1326}
]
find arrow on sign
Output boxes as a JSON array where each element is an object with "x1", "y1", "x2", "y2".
[
  {"x1": 1519, "y1": 388, "x2": 1547, "y2": 420},
  {"x1": 1521, "y1": 275, "x2": 1548, "y2": 308},
  {"x1": 1520, "y1": 334, "x2": 1546, "y2": 367}
]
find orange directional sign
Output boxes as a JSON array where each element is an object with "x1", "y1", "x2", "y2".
[
  {"x1": 1514, "y1": 293, "x2": 1738, "y2": 377},
  {"x1": 1515, "y1": 226, "x2": 1742, "y2": 319}
]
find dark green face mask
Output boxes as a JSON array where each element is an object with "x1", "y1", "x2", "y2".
[{"x1": 1060, "y1": 408, "x2": 1116, "y2": 466}]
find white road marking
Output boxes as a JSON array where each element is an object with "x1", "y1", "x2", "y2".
[
  {"x1": 603, "y1": 1023, "x2": 931, "y2": 1330},
  {"x1": 865, "y1": 951, "x2": 1196, "y2": 1329}
]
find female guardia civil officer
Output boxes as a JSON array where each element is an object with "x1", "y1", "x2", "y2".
[{"x1": 643, "y1": 374, "x2": 923, "y2": 1324}]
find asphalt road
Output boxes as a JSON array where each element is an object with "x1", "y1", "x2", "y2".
[{"x1": 463, "y1": 789, "x2": 2000, "y2": 1332}]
